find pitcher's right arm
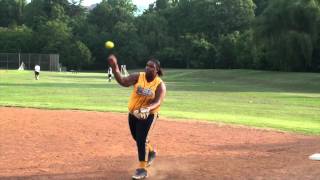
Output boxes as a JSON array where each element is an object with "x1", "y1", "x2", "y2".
[{"x1": 108, "y1": 54, "x2": 139, "y2": 87}]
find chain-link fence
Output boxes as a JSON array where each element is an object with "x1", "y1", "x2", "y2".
[{"x1": 0, "y1": 53, "x2": 60, "y2": 71}]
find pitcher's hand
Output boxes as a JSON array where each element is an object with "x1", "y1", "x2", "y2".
[
  {"x1": 133, "y1": 107, "x2": 150, "y2": 120},
  {"x1": 108, "y1": 54, "x2": 117, "y2": 67}
]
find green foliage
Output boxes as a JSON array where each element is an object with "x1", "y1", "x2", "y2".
[
  {"x1": 216, "y1": 32, "x2": 239, "y2": 68},
  {"x1": 0, "y1": 25, "x2": 33, "y2": 52},
  {"x1": 255, "y1": 0, "x2": 320, "y2": 71},
  {"x1": 179, "y1": 33, "x2": 214, "y2": 68},
  {"x1": 171, "y1": 0, "x2": 255, "y2": 36},
  {"x1": 65, "y1": 40, "x2": 92, "y2": 69},
  {"x1": 34, "y1": 20, "x2": 71, "y2": 56},
  {"x1": 88, "y1": 0, "x2": 135, "y2": 32},
  {"x1": 112, "y1": 21, "x2": 142, "y2": 67},
  {"x1": 218, "y1": 29, "x2": 262, "y2": 69},
  {"x1": 24, "y1": 0, "x2": 48, "y2": 28},
  {"x1": 253, "y1": 0, "x2": 269, "y2": 16},
  {"x1": 33, "y1": 20, "x2": 91, "y2": 69},
  {"x1": 135, "y1": 12, "x2": 173, "y2": 66},
  {"x1": 235, "y1": 30, "x2": 257, "y2": 68},
  {"x1": 0, "y1": 0, "x2": 319, "y2": 71},
  {"x1": 51, "y1": 3, "x2": 68, "y2": 21},
  {"x1": 0, "y1": 0, "x2": 26, "y2": 27},
  {"x1": 86, "y1": 0, "x2": 137, "y2": 68},
  {"x1": 155, "y1": 0, "x2": 170, "y2": 10}
]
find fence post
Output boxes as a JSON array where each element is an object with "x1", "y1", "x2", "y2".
[
  {"x1": 18, "y1": 52, "x2": 20, "y2": 67},
  {"x1": 38, "y1": 54, "x2": 41, "y2": 66},
  {"x1": 28, "y1": 54, "x2": 30, "y2": 70},
  {"x1": 6, "y1": 53, "x2": 8, "y2": 70}
]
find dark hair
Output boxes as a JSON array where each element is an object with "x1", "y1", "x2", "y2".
[{"x1": 149, "y1": 58, "x2": 163, "y2": 76}]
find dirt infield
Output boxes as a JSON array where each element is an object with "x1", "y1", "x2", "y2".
[{"x1": 0, "y1": 107, "x2": 320, "y2": 180}]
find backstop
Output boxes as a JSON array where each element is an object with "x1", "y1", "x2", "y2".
[{"x1": 0, "y1": 53, "x2": 60, "y2": 71}]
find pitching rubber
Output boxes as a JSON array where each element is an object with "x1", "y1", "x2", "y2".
[{"x1": 309, "y1": 153, "x2": 320, "y2": 161}]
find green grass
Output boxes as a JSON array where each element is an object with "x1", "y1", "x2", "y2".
[{"x1": 1, "y1": 69, "x2": 320, "y2": 135}]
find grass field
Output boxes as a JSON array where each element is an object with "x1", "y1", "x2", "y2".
[{"x1": 0, "y1": 69, "x2": 320, "y2": 134}]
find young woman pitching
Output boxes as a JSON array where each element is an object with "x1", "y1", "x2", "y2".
[{"x1": 108, "y1": 54, "x2": 166, "y2": 179}]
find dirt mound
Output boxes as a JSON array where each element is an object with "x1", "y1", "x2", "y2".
[{"x1": 0, "y1": 107, "x2": 319, "y2": 180}]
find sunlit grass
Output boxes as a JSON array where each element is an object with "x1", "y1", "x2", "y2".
[{"x1": 0, "y1": 69, "x2": 319, "y2": 134}]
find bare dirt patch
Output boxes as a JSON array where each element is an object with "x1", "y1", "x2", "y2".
[{"x1": 0, "y1": 107, "x2": 319, "y2": 180}]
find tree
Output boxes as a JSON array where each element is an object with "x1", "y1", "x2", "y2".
[
  {"x1": 0, "y1": 0, "x2": 27, "y2": 27},
  {"x1": 216, "y1": 32, "x2": 239, "y2": 68},
  {"x1": 86, "y1": 0, "x2": 137, "y2": 68},
  {"x1": 88, "y1": 0, "x2": 136, "y2": 32},
  {"x1": 166, "y1": 0, "x2": 255, "y2": 37},
  {"x1": 0, "y1": 26, "x2": 33, "y2": 52},
  {"x1": 255, "y1": 0, "x2": 320, "y2": 71},
  {"x1": 34, "y1": 20, "x2": 92, "y2": 69},
  {"x1": 136, "y1": 13, "x2": 169, "y2": 54},
  {"x1": 253, "y1": 0, "x2": 269, "y2": 16},
  {"x1": 161, "y1": 0, "x2": 255, "y2": 69},
  {"x1": 155, "y1": 0, "x2": 170, "y2": 10},
  {"x1": 66, "y1": 40, "x2": 92, "y2": 69},
  {"x1": 24, "y1": 0, "x2": 49, "y2": 29}
]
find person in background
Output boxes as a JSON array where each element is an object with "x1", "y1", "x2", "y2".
[
  {"x1": 34, "y1": 64, "x2": 40, "y2": 80},
  {"x1": 107, "y1": 66, "x2": 113, "y2": 82}
]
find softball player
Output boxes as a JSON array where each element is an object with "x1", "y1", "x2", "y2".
[
  {"x1": 108, "y1": 54, "x2": 166, "y2": 179},
  {"x1": 34, "y1": 64, "x2": 40, "y2": 80}
]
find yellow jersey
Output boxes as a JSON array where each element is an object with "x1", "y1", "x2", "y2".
[{"x1": 128, "y1": 72, "x2": 163, "y2": 114}]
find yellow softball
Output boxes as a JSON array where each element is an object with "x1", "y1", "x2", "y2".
[{"x1": 105, "y1": 41, "x2": 114, "y2": 49}]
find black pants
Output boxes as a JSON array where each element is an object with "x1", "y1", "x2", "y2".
[{"x1": 129, "y1": 113, "x2": 157, "y2": 161}]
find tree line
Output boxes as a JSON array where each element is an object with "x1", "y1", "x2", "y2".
[{"x1": 0, "y1": 0, "x2": 319, "y2": 72}]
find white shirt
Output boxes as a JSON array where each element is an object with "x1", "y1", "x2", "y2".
[
  {"x1": 35, "y1": 65, "x2": 40, "y2": 72},
  {"x1": 108, "y1": 67, "x2": 112, "y2": 74}
]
